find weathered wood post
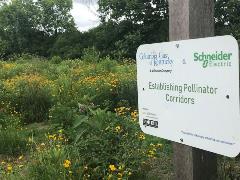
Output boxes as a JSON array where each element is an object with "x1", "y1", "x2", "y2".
[{"x1": 168, "y1": 0, "x2": 217, "y2": 179}]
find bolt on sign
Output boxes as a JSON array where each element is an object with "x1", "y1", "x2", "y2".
[{"x1": 136, "y1": 35, "x2": 240, "y2": 157}]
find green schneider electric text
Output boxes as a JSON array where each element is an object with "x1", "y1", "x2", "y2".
[{"x1": 194, "y1": 51, "x2": 232, "y2": 68}]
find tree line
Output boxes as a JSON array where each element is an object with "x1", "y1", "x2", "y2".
[{"x1": 0, "y1": 0, "x2": 239, "y2": 60}]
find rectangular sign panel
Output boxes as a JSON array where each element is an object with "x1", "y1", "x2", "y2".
[{"x1": 137, "y1": 35, "x2": 240, "y2": 157}]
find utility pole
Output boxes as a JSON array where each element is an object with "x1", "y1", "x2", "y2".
[{"x1": 168, "y1": 0, "x2": 217, "y2": 179}]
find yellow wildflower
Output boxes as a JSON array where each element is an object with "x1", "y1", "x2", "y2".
[
  {"x1": 48, "y1": 134, "x2": 57, "y2": 141},
  {"x1": 156, "y1": 143, "x2": 163, "y2": 148},
  {"x1": 115, "y1": 126, "x2": 121, "y2": 132},
  {"x1": 3, "y1": 63, "x2": 15, "y2": 70},
  {"x1": 119, "y1": 165, "x2": 123, "y2": 170},
  {"x1": 58, "y1": 135, "x2": 64, "y2": 141},
  {"x1": 139, "y1": 133, "x2": 145, "y2": 140},
  {"x1": 149, "y1": 150, "x2": 155, "y2": 155},
  {"x1": 7, "y1": 164, "x2": 12, "y2": 173},
  {"x1": 115, "y1": 107, "x2": 129, "y2": 116},
  {"x1": 118, "y1": 172, "x2": 123, "y2": 177},
  {"x1": 109, "y1": 164, "x2": 117, "y2": 171},
  {"x1": 131, "y1": 111, "x2": 138, "y2": 118},
  {"x1": 63, "y1": 160, "x2": 71, "y2": 168}
]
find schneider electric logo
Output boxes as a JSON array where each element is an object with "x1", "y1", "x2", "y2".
[
  {"x1": 138, "y1": 52, "x2": 173, "y2": 66},
  {"x1": 194, "y1": 51, "x2": 232, "y2": 68}
]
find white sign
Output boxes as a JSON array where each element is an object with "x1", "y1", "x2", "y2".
[{"x1": 137, "y1": 35, "x2": 240, "y2": 157}]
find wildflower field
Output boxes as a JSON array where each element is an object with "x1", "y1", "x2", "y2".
[
  {"x1": 0, "y1": 56, "x2": 173, "y2": 180},
  {"x1": 0, "y1": 56, "x2": 239, "y2": 180}
]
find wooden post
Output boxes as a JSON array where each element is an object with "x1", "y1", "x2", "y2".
[{"x1": 168, "y1": 0, "x2": 217, "y2": 180}]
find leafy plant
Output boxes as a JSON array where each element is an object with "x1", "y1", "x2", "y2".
[
  {"x1": 49, "y1": 104, "x2": 77, "y2": 128},
  {"x1": 0, "y1": 111, "x2": 21, "y2": 129},
  {"x1": 15, "y1": 82, "x2": 53, "y2": 123},
  {"x1": 0, "y1": 128, "x2": 28, "y2": 156},
  {"x1": 82, "y1": 47, "x2": 100, "y2": 63},
  {"x1": 71, "y1": 108, "x2": 161, "y2": 179},
  {"x1": 50, "y1": 56, "x2": 62, "y2": 64},
  {"x1": 28, "y1": 146, "x2": 80, "y2": 180}
]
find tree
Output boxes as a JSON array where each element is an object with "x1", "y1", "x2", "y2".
[
  {"x1": 97, "y1": 0, "x2": 240, "y2": 60},
  {"x1": 97, "y1": 0, "x2": 169, "y2": 59},
  {"x1": 0, "y1": 0, "x2": 75, "y2": 58},
  {"x1": 99, "y1": 0, "x2": 168, "y2": 24},
  {"x1": 215, "y1": 0, "x2": 240, "y2": 40},
  {"x1": 50, "y1": 31, "x2": 84, "y2": 59},
  {"x1": 0, "y1": 0, "x2": 37, "y2": 55},
  {"x1": 36, "y1": 0, "x2": 75, "y2": 35}
]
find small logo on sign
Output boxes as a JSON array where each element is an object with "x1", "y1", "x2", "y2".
[
  {"x1": 138, "y1": 52, "x2": 174, "y2": 67},
  {"x1": 143, "y1": 119, "x2": 158, "y2": 128}
]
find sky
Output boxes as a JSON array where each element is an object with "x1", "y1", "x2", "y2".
[{"x1": 71, "y1": 0, "x2": 100, "y2": 32}]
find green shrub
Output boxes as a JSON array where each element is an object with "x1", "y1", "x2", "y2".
[
  {"x1": 0, "y1": 59, "x2": 173, "y2": 179},
  {"x1": 97, "y1": 56, "x2": 118, "y2": 73},
  {"x1": 19, "y1": 83, "x2": 52, "y2": 123},
  {"x1": 28, "y1": 146, "x2": 80, "y2": 180},
  {"x1": 71, "y1": 108, "x2": 163, "y2": 179},
  {"x1": 82, "y1": 47, "x2": 100, "y2": 63},
  {"x1": 0, "y1": 112, "x2": 21, "y2": 129},
  {"x1": 49, "y1": 104, "x2": 77, "y2": 128},
  {"x1": 0, "y1": 62, "x2": 26, "y2": 80},
  {"x1": 7, "y1": 53, "x2": 43, "y2": 62},
  {"x1": 28, "y1": 108, "x2": 155, "y2": 179},
  {"x1": 116, "y1": 78, "x2": 138, "y2": 108},
  {"x1": 52, "y1": 75, "x2": 76, "y2": 106},
  {"x1": 72, "y1": 62, "x2": 137, "y2": 110},
  {"x1": 5, "y1": 80, "x2": 53, "y2": 124},
  {"x1": 50, "y1": 56, "x2": 62, "y2": 64},
  {"x1": 0, "y1": 128, "x2": 28, "y2": 156}
]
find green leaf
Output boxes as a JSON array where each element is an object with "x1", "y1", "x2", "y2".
[
  {"x1": 73, "y1": 115, "x2": 88, "y2": 129},
  {"x1": 74, "y1": 129, "x2": 87, "y2": 144}
]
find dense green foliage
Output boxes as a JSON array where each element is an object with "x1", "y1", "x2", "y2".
[
  {"x1": 215, "y1": 0, "x2": 240, "y2": 40},
  {"x1": 0, "y1": 58, "x2": 171, "y2": 179},
  {"x1": 0, "y1": 0, "x2": 74, "y2": 58},
  {"x1": 1, "y1": 0, "x2": 240, "y2": 60},
  {"x1": 97, "y1": 0, "x2": 169, "y2": 58}
]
